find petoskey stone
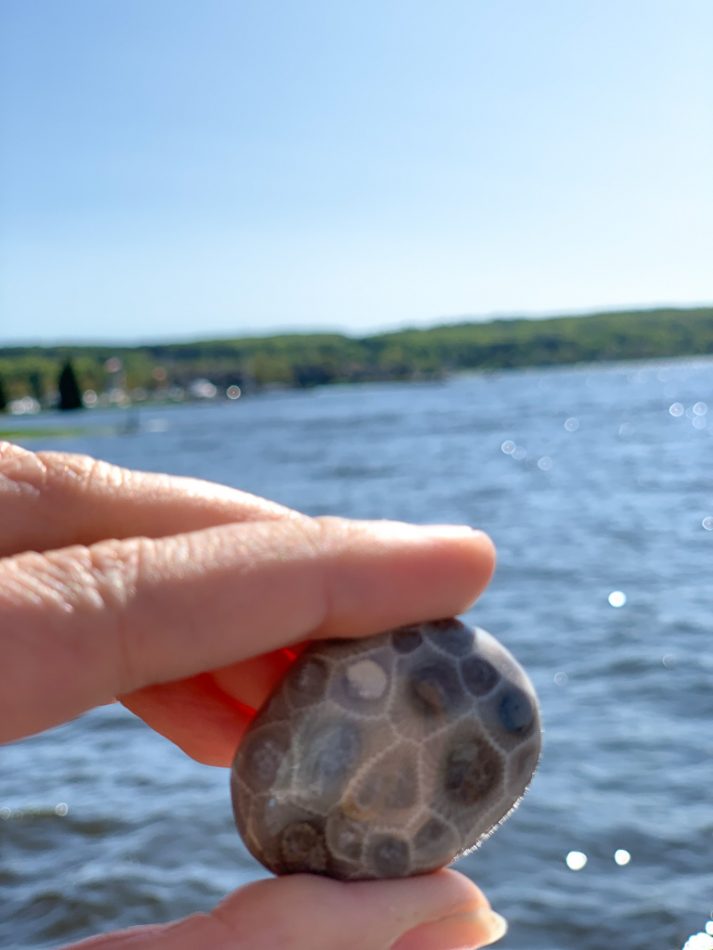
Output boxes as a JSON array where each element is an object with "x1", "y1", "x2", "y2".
[{"x1": 230, "y1": 617, "x2": 541, "y2": 880}]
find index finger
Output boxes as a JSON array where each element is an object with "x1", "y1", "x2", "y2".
[{"x1": 0, "y1": 517, "x2": 495, "y2": 744}]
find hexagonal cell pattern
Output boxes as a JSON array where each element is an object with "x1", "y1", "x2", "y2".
[{"x1": 231, "y1": 617, "x2": 541, "y2": 880}]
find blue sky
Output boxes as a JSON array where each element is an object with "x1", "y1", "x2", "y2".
[{"x1": 1, "y1": 0, "x2": 711, "y2": 344}]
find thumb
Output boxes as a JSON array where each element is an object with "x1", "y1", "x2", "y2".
[{"x1": 64, "y1": 869, "x2": 507, "y2": 950}]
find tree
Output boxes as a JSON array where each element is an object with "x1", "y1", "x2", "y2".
[
  {"x1": 29, "y1": 370, "x2": 45, "y2": 407},
  {"x1": 0, "y1": 375, "x2": 7, "y2": 413},
  {"x1": 58, "y1": 361, "x2": 83, "y2": 411}
]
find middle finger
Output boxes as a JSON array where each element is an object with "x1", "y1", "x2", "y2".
[{"x1": 0, "y1": 442, "x2": 294, "y2": 557}]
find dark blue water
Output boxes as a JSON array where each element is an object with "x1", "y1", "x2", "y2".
[{"x1": 2, "y1": 359, "x2": 712, "y2": 949}]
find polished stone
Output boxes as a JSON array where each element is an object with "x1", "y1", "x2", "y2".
[{"x1": 231, "y1": 618, "x2": 541, "y2": 880}]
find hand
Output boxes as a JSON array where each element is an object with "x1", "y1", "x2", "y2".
[{"x1": 0, "y1": 441, "x2": 507, "y2": 950}]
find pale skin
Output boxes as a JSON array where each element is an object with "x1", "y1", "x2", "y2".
[{"x1": 0, "y1": 441, "x2": 508, "y2": 950}]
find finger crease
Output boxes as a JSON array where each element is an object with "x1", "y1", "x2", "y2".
[
  {"x1": 85, "y1": 541, "x2": 143, "y2": 695},
  {"x1": 300, "y1": 519, "x2": 334, "y2": 637}
]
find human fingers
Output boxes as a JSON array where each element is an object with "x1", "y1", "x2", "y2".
[
  {"x1": 121, "y1": 650, "x2": 298, "y2": 766},
  {"x1": 0, "y1": 441, "x2": 294, "y2": 557},
  {"x1": 1, "y1": 517, "x2": 495, "y2": 743},
  {"x1": 63, "y1": 869, "x2": 507, "y2": 950}
]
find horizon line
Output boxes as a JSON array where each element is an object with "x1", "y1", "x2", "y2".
[{"x1": 2, "y1": 301, "x2": 711, "y2": 350}]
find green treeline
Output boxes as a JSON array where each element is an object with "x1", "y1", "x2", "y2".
[{"x1": 1, "y1": 306, "x2": 712, "y2": 404}]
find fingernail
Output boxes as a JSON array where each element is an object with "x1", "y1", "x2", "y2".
[
  {"x1": 391, "y1": 907, "x2": 508, "y2": 950},
  {"x1": 480, "y1": 911, "x2": 508, "y2": 945},
  {"x1": 368, "y1": 520, "x2": 477, "y2": 540},
  {"x1": 420, "y1": 524, "x2": 479, "y2": 538}
]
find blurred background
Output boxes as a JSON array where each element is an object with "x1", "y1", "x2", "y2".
[{"x1": 1, "y1": 2, "x2": 712, "y2": 948}]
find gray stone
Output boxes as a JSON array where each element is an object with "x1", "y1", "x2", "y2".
[{"x1": 231, "y1": 617, "x2": 541, "y2": 880}]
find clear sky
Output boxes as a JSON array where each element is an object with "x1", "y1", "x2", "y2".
[{"x1": 1, "y1": 0, "x2": 711, "y2": 344}]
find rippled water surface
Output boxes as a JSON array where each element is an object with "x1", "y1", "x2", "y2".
[{"x1": 2, "y1": 359, "x2": 712, "y2": 949}]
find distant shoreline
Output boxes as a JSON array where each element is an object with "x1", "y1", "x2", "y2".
[{"x1": 1, "y1": 306, "x2": 712, "y2": 410}]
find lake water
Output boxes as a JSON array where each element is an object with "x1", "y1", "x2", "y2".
[{"x1": 1, "y1": 359, "x2": 712, "y2": 949}]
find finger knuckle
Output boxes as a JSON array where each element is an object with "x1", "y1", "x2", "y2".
[
  {"x1": 309, "y1": 514, "x2": 348, "y2": 550},
  {"x1": 40, "y1": 452, "x2": 129, "y2": 497},
  {"x1": 0, "y1": 441, "x2": 132, "y2": 502},
  {"x1": 0, "y1": 441, "x2": 47, "y2": 495},
  {"x1": 85, "y1": 538, "x2": 146, "y2": 690}
]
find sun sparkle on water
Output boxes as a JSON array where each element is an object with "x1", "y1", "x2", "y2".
[
  {"x1": 682, "y1": 932, "x2": 713, "y2": 950},
  {"x1": 565, "y1": 851, "x2": 587, "y2": 871}
]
